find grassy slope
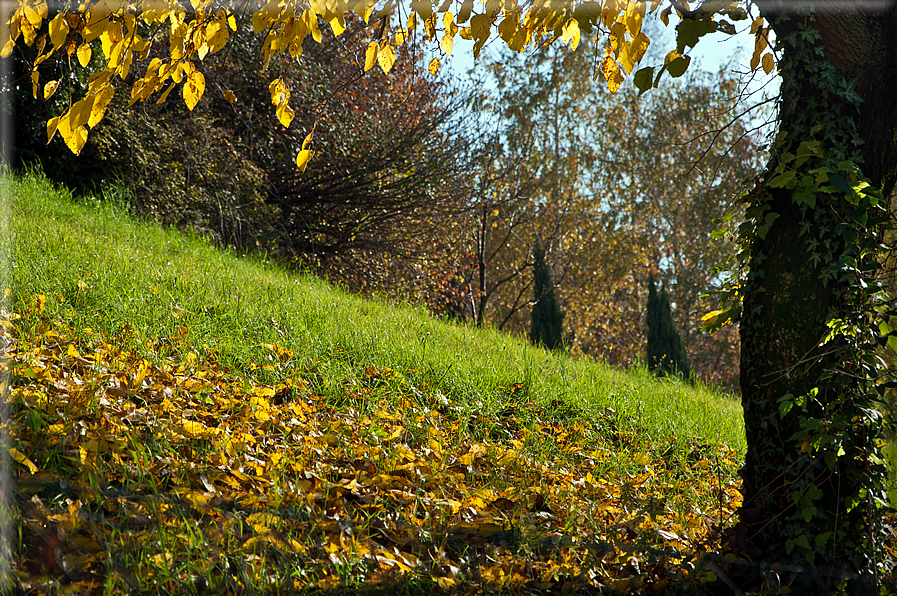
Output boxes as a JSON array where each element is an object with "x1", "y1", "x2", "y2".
[
  {"x1": 8, "y1": 174, "x2": 745, "y2": 451},
  {"x1": 4, "y1": 173, "x2": 752, "y2": 594}
]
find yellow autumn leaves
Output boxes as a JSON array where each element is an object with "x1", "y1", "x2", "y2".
[
  {"x1": 11, "y1": 0, "x2": 776, "y2": 167},
  {"x1": 6, "y1": 296, "x2": 752, "y2": 591}
]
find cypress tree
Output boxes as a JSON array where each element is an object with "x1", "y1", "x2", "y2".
[
  {"x1": 530, "y1": 245, "x2": 565, "y2": 350},
  {"x1": 646, "y1": 275, "x2": 691, "y2": 380}
]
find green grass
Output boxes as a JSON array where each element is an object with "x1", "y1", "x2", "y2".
[
  {"x1": 4, "y1": 172, "x2": 753, "y2": 594},
  {"x1": 6, "y1": 172, "x2": 745, "y2": 453}
]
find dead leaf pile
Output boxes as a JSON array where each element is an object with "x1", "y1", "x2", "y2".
[{"x1": 4, "y1": 295, "x2": 886, "y2": 594}]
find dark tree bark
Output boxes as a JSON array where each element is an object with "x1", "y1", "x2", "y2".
[{"x1": 732, "y1": 1, "x2": 897, "y2": 588}]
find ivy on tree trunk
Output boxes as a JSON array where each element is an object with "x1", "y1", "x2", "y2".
[{"x1": 730, "y1": 3, "x2": 897, "y2": 589}]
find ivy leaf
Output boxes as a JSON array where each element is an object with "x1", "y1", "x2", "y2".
[
  {"x1": 769, "y1": 170, "x2": 796, "y2": 188},
  {"x1": 827, "y1": 173, "x2": 853, "y2": 196}
]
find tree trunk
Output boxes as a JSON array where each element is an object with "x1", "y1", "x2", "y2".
[{"x1": 732, "y1": 2, "x2": 897, "y2": 589}]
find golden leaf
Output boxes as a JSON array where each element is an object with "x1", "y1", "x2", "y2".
[
  {"x1": 561, "y1": 18, "x2": 580, "y2": 50},
  {"x1": 601, "y1": 56, "x2": 624, "y2": 93},
  {"x1": 428, "y1": 56, "x2": 440, "y2": 75},
  {"x1": 223, "y1": 89, "x2": 237, "y2": 103},
  {"x1": 77, "y1": 42, "x2": 92, "y2": 67},
  {"x1": 268, "y1": 77, "x2": 289, "y2": 106},
  {"x1": 31, "y1": 70, "x2": 39, "y2": 99},
  {"x1": 49, "y1": 13, "x2": 69, "y2": 50},
  {"x1": 0, "y1": 37, "x2": 14, "y2": 58},
  {"x1": 182, "y1": 70, "x2": 205, "y2": 111},
  {"x1": 9, "y1": 448, "x2": 38, "y2": 474},
  {"x1": 88, "y1": 84, "x2": 114, "y2": 128},
  {"x1": 761, "y1": 52, "x2": 775, "y2": 75},
  {"x1": 377, "y1": 43, "x2": 396, "y2": 75},
  {"x1": 180, "y1": 420, "x2": 206, "y2": 435},
  {"x1": 364, "y1": 41, "x2": 378, "y2": 72},
  {"x1": 625, "y1": 0, "x2": 646, "y2": 38},
  {"x1": 440, "y1": 31, "x2": 454, "y2": 55},
  {"x1": 296, "y1": 149, "x2": 314, "y2": 172},
  {"x1": 43, "y1": 80, "x2": 58, "y2": 100},
  {"x1": 46, "y1": 115, "x2": 60, "y2": 144}
]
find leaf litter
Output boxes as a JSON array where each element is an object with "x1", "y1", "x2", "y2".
[{"x1": 3, "y1": 294, "x2": 894, "y2": 594}]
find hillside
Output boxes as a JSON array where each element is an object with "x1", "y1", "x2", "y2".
[{"x1": 5, "y1": 173, "x2": 748, "y2": 594}]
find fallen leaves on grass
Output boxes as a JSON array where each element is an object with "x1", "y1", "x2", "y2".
[{"x1": 5, "y1": 297, "x2": 755, "y2": 594}]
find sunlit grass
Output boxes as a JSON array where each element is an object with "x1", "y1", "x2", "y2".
[
  {"x1": 8, "y1": 173, "x2": 745, "y2": 452},
  {"x1": 4, "y1": 172, "x2": 752, "y2": 594}
]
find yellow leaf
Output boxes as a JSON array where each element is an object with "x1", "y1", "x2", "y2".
[
  {"x1": 364, "y1": 41, "x2": 378, "y2": 72},
  {"x1": 601, "y1": 56, "x2": 624, "y2": 93},
  {"x1": 620, "y1": 31, "x2": 649, "y2": 73},
  {"x1": 31, "y1": 70, "x2": 39, "y2": 99},
  {"x1": 87, "y1": 69, "x2": 114, "y2": 93},
  {"x1": 88, "y1": 84, "x2": 114, "y2": 128},
  {"x1": 182, "y1": 70, "x2": 205, "y2": 111},
  {"x1": 49, "y1": 13, "x2": 69, "y2": 50},
  {"x1": 58, "y1": 115, "x2": 89, "y2": 155},
  {"x1": 377, "y1": 43, "x2": 396, "y2": 75},
  {"x1": 328, "y1": 14, "x2": 345, "y2": 36},
  {"x1": 761, "y1": 52, "x2": 775, "y2": 75},
  {"x1": 9, "y1": 448, "x2": 38, "y2": 474},
  {"x1": 43, "y1": 80, "x2": 58, "y2": 100},
  {"x1": 268, "y1": 77, "x2": 289, "y2": 106},
  {"x1": 206, "y1": 18, "x2": 229, "y2": 54},
  {"x1": 296, "y1": 149, "x2": 314, "y2": 171},
  {"x1": 76, "y1": 42, "x2": 92, "y2": 67},
  {"x1": 423, "y1": 14, "x2": 436, "y2": 41},
  {"x1": 625, "y1": 0, "x2": 646, "y2": 38},
  {"x1": 180, "y1": 420, "x2": 206, "y2": 435},
  {"x1": 156, "y1": 82, "x2": 176, "y2": 104},
  {"x1": 0, "y1": 37, "x2": 14, "y2": 58},
  {"x1": 561, "y1": 18, "x2": 580, "y2": 50},
  {"x1": 354, "y1": 0, "x2": 376, "y2": 22},
  {"x1": 99, "y1": 21, "x2": 123, "y2": 62},
  {"x1": 223, "y1": 89, "x2": 237, "y2": 103},
  {"x1": 440, "y1": 31, "x2": 453, "y2": 55},
  {"x1": 46, "y1": 115, "x2": 60, "y2": 144},
  {"x1": 428, "y1": 57, "x2": 440, "y2": 75}
]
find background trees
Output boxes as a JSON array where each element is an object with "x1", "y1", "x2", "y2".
[
  {"x1": 12, "y1": 16, "x2": 473, "y2": 302},
  {"x1": 462, "y1": 40, "x2": 762, "y2": 389}
]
